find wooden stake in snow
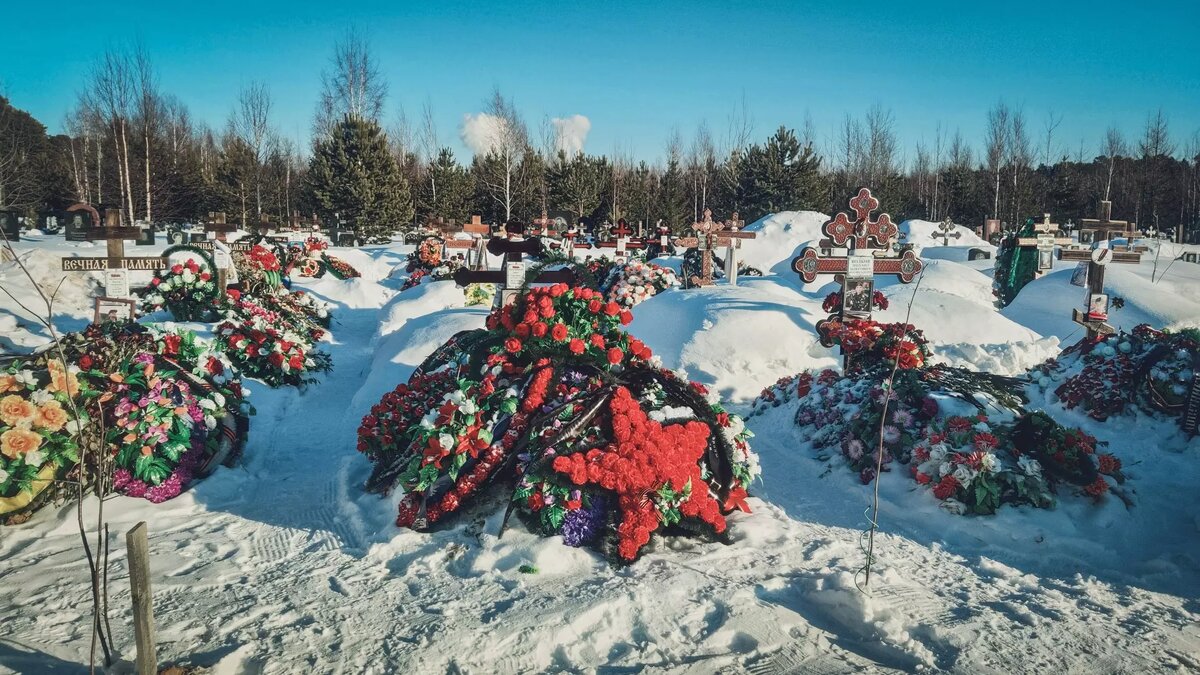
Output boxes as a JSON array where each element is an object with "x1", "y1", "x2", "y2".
[{"x1": 126, "y1": 522, "x2": 157, "y2": 675}]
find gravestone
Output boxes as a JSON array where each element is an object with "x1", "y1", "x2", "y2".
[
  {"x1": 967, "y1": 248, "x2": 992, "y2": 261},
  {"x1": 443, "y1": 215, "x2": 491, "y2": 270},
  {"x1": 167, "y1": 229, "x2": 188, "y2": 246},
  {"x1": 0, "y1": 210, "x2": 19, "y2": 242},
  {"x1": 134, "y1": 226, "x2": 155, "y2": 246},
  {"x1": 65, "y1": 212, "x2": 91, "y2": 241},
  {"x1": 595, "y1": 219, "x2": 645, "y2": 261}
]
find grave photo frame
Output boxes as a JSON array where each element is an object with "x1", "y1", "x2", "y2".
[
  {"x1": 842, "y1": 278, "x2": 875, "y2": 318},
  {"x1": 1086, "y1": 292, "x2": 1109, "y2": 322},
  {"x1": 1038, "y1": 248, "x2": 1055, "y2": 270},
  {"x1": 94, "y1": 297, "x2": 137, "y2": 324}
]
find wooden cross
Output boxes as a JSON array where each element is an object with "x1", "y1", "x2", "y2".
[
  {"x1": 1062, "y1": 246, "x2": 1141, "y2": 339},
  {"x1": 559, "y1": 223, "x2": 591, "y2": 257},
  {"x1": 59, "y1": 208, "x2": 166, "y2": 299},
  {"x1": 676, "y1": 209, "x2": 724, "y2": 286},
  {"x1": 444, "y1": 215, "x2": 491, "y2": 271},
  {"x1": 1079, "y1": 200, "x2": 1139, "y2": 248},
  {"x1": 822, "y1": 187, "x2": 899, "y2": 251},
  {"x1": 452, "y1": 221, "x2": 574, "y2": 307},
  {"x1": 650, "y1": 222, "x2": 675, "y2": 258},
  {"x1": 531, "y1": 212, "x2": 554, "y2": 237},
  {"x1": 718, "y1": 214, "x2": 756, "y2": 286},
  {"x1": 1016, "y1": 214, "x2": 1070, "y2": 273},
  {"x1": 204, "y1": 212, "x2": 238, "y2": 242},
  {"x1": 596, "y1": 219, "x2": 645, "y2": 259},
  {"x1": 931, "y1": 217, "x2": 962, "y2": 246}
]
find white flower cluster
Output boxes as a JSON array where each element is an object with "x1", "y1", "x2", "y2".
[{"x1": 604, "y1": 260, "x2": 680, "y2": 309}]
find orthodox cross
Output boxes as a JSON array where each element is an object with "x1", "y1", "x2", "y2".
[
  {"x1": 1016, "y1": 214, "x2": 1071, "y2": 274},
  {"x1": 931, "y1": 217, "x2": 962, "y2": 246},
  {"x1": 443, "y1": 215, "x2": 492, "y2": 271},
  {"x1": 453, "y1": 220, "x2": 575, "y2": 307},
  {"x1": 822, "y1": 187, "x2": 900, "y2": 250},
  {"x1": 1060, "y1": 246, "x2": 1140, "y2": 339},
  {"x1": 531, "y1": 212, "x2": 555, "y2": 237},
  {"x1": 790, "y1": 189, "x2": 923, "y2": 364},
  {"x1": 60, "y1": 208, "x2": 166, "y2": 299},
  {"x1": 676, "y1": 209, "x2": 725, "y2": 286},
  {"x1": 596, "y1": 220, "x2": 645, "y2": 259},
  {"x1": 559, "y1": 223, "x2": 591, "y2": 257},
  {"x1": 718, "y1": 213, "x2": 757, "y2": 286}
]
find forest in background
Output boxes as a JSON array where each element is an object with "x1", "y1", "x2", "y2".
[{"x1": 2, "y1": 34, "x2": 1198, "y2": 241}]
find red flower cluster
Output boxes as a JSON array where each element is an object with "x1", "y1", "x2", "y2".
[
  {"x1": 932, "y1": 474, "x2": 959, "y2": 500},
  {"x1": 821, "y1": 290, "x2": 890, "y2": 314},
  {"x1": 551, "y1": 387, "x2": 724, "y2": 560},
  {"x1": 245, "y1": 245, "x2": 281, "y2": 272}
]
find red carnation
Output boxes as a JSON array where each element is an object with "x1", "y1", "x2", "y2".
[
  {"x1": 604, "y1": 302, "x2": 620, "y2": 316},
  {"x1": 504, "y1": 337, "x2": 523, "y2": 354},
  {"x1": 607, "y1": 347, "x2": 623, "y2": 365},
  {"x1": 268, "y1": 352, "x2": 284, "y2": 368},
  {"x1": 226, "y1": 288, "x2": 241, "y2": 301},
  {"x1": 932, "y1": 475, "x2": 959, "y2": 500},
  {"x1": 588, "y1": 299, "x2": 602, "y2": 314},
  {"x1": 551, "y1": 323, "x2": 569, "y2": 341},
  {"x1": 549, "y1": 284, "x2": 566, "y2": 297},
  {"x1": 288, "y1": 354, "x2": 305, "y2": 370},
  {"x1": 590, "y1": 334, "x2": 606, "y2": 349},
  {"x1": 79, "y1": 355, "x2": 94, "y2": 370},
  {"x1": 619, "y1": 310, "x2": 632, "y2": 325},
  {"x1": 569, "y1": 338, "x2": 585, "y2": 354},
  {"x1": 531, "y1": 322, "x2": 548, "y2": 338},
  {"x1": 515, "y1": 323, "x2": 530, "y2": 338},
  {"x1": 1097, "y1": 454, "x2": 1121, "y2": 475}
]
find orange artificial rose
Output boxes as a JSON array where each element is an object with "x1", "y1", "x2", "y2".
[
  {"x1": 1, "y1": 428, "x2": 42, "y2": 459},
  {"x1": 47, "y1": 361, "x2": 81, "y2": 396},
  {"x1": 0, "y1": 374, "x2": 20, "y2": 394},
  {"x1": 34, "y1": 400, "x2": 69, "y2": 432},
  {"x1": 0, "y1": 395, "x2": 37, "y2": 427}
]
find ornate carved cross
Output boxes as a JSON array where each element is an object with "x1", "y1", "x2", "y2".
[
  {"x1": 931, "y1": 217, "x2": 962, "y2": 246},
  {"x1": 823, "y1": 188, "x2": 899, "y2": 250}
]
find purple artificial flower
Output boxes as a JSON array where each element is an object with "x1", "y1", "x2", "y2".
[{"x1": 561, "y1": 495, "x2": 608, "y2": 547}]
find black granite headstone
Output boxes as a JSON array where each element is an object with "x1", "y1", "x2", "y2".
[
  {"x1": 968, "y1": 248, "x2": 992, "y2": 261},
  {"x1": 0, "y1": 210, "x2": 19, "y2": 242},
  {"x1": 65, "y1": 213, "x2": 91, "y2": 242},
  {"x1": 135, "y1": 227, "x2": 155, "y2": 246}
]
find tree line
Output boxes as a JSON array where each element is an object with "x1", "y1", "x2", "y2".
[{"x1": 1, "y1": 34, "x2": 1197, "y2": 243}]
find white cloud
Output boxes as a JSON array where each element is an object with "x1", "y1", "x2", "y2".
[
  {"x1": 459, "y1": 112, "x2": 508, "y2": 156},
  {"x1": 552, "y1": 114, "x2": 591, "y2": 156}
]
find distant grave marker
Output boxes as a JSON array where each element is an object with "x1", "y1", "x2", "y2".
[
  {"x1": 1061, "y1": 246, "x2": 1141, "y2": 339},
  {"x1": 0, "y1": 210, "x2": 19, "y2": 242},
  {"x1": 596, "y1": 219, "x2": 645, "y2": 261},
  {"x1": 677, "y1": 209, "x2": 754, "y2": 286},
  {"x1": 443, "y1": 215, "x2": 491, "y2": 271},
  {"x1": 1015, "y1": 214, "x2": 1070, "y2": 274},
  {"x1": 59, "y1": 208, "x2": 166, "y2": 303},
  {"x1": 453, "y1": 220, "x2": 574, "y2": 307},
  {"x1": 931, "y1": 217, "x2": 961, "y2": 247}
]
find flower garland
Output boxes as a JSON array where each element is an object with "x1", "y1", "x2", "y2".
[
  {"x1": 359, "y1": 284, "x2": 760, "y2": 563},
  {"x1": 601, "y1": 259, "x2": 680, "y2": 309},
  {"x1": 1031, "y1": 325, "x2": 1200, "y2": 424},
  {"x1": 139, "y1": 255, "x2": 222, "y2": 322},
  {"x1": 820, "y1": 319, "x2": 932, "y2": 373},
  {"x1": 0, "y1": 356, "x2": 91, "y2": 515}
]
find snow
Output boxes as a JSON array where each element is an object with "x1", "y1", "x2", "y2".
[{"x1": 1, "y1": 225, "x2": 1198, "y2": 673}]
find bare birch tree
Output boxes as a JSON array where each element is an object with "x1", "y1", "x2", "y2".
[
  {"x1": 231, "y1": 81, "x2": 275, "y2": 218},
  {"x1": 314, "y1": 29, "x2": 387, "y2": 136}
]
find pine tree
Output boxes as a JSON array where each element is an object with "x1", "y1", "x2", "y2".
[
  {"x1": 304, "y1": 116, "x2": 413, "y2": 242},
  {"x1": 549, "y1": 151, "x2": 609, "y2": 222},
  {"x1": 740, "y1": 126, "x2": 825, "y2": 221},
  {"x1": 418, "y1": 148, "x2": 472, "y2": 223},
  {"x1": 657, "y1": 155, "x2": 689, "y2": 231}
]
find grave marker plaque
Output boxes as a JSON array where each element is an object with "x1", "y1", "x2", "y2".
[{"x1": 0, "y1": 210, "x2": 20, "y2": 242}]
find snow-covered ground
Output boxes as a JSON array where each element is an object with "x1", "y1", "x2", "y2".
[{"x1": 1, "y1": 218, "x2": 1198, "y2": 673}]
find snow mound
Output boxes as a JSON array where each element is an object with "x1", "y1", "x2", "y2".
[
  {"x1": 740, "y1": 211, "x2": 830, "y2": 277},
  {"x1": 629, "y1": 277, "x2": 838, "y2": 402},
  {"x1": 900, "y1": 218, "x2": 991, "y2": 252}
]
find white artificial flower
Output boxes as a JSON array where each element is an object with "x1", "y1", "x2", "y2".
[
  {"x1": 420, "y1": 410, "x2": 437, "y2": 429},
  {"x1": 213, "y1": 392, "x2": 225, "y2": 407},
  {"x1": 198, "y1": 398, "x2": 217, "y2": 411},
  {"x1": 23, "y1": 450, "x2": 44, "y2": 467},
  {"x1": 15, "y1": 370, "x2": 36, "y2": 387},
  {"x1": 929, "y1": 443, "x2": 949, "y2": 463},
  {"x1": 30, "y1": 389, "x2": 53, "y2": 405},
  {"x1": 1018, "y1": 455, "x2": 1042, "y2": 477},
  {"x1": 438, "y1": 433, "x2": 454, "y2": 449},
  {"x1": 459, "y1": 399, "x2": 478, "y2": 415},
  {"x1": 0, "y1": 468, "x2": 8, "y2": 483},
  {"x1": 65, "y1": 419, "x2": 85, "y2": 434},
  {"x1": 952, "y1": 464, "x2": 977, "y2": 486},
  {"x1": 980, "y1": 453, "x2": 1000, "y2": 473},
  {"x1": 181, "y1": 270, "x2": 195, "y2": 283},
  {"x1": 203, "y1": 415, "x2": 217, "y2": 430}
]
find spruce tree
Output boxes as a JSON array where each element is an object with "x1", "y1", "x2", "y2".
[
  {"x1": 304, "y1": 116, "x2": 413, "y2": 242},
  {"x1": 740, "y1": 126, "x2": 825, "y2": 221},
  {"x1": 418, "y1": 148, "x2": 472, "y2": 223},
  {"x1": 656, "y1": 155, "x2": 689, "y2": 231}
]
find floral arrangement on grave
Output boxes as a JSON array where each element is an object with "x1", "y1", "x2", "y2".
[
  {"x1": 139, "y1": 256, "x2": 222, "y2": 322},
  {"x1": 992, "y1": 218, "x2": 1039, "y2": 308},
  {"x1": 750, "y1": 315, "x2": 1128, "y2": 513},
  {"x1": 1029, "y1": 325, "x2": 1199, "y2": 426},
  {"x1": 357, "y1": 284, "x2": 760, "y2": 562},
  {"x1": 601, "y1": 259, "x2": 680, "y2": 309},
  {"x1": 235, "y1": 244, "x2": 285, "y2": 296},
  {"x1": 286, "y1": 238, "x2": 361, "y2": 280},
  {"x1": 216, "y1": 291, "x2": 333, "y2": 388},
  {"x1": 680, "y1": 249, "x2": 763, "y2": 288},
  {"x1": 60, "y1": 322, "x2": 252, "y2": 503},
  {"x1": 400, "y1": 236, "x2": 463, "y2": 291},
  {"x1": 0, "y1": 354, "x2": 92, "y2": 518}
]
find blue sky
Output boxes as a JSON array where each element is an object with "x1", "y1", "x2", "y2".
[{"x1": 2, "y1": 0, "x2": 1197, "y2": 164}]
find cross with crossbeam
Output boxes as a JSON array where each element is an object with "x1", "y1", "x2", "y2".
[
  {"x1": 453, "y1": 220, "x2": 574, "y2": 307},
  {"x1": 677, "y1": 209, "x2": 755, "y2": 285},
  {"x1": 1016, "y1": 214, "x2": 1071, "y2": 274},
  {"x1": 595, "y1": 219, "x2": 645, "y2": 259},
  {"x1": 443, "y1": 215, "x2": 492, "y2": 271},
  {"x1": 59, "y1": 208, "x2": 166, "y2": 301}
]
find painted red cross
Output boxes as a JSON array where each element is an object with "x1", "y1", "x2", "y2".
[
  {"x1": 823, "y1": 187, "x2": 899, "y2": 250},
  {"x1": 612, "y1": 221, "x2": 633, "y2": 239},
  {"x1": 791, "y1": 247, "x2": 923, "y2": 284}
]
